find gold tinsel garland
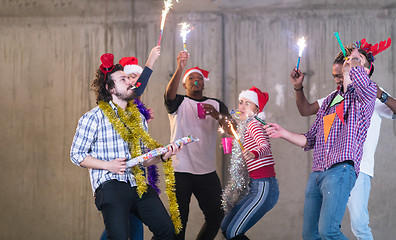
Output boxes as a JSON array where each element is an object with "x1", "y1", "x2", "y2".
[
  {"x1": 98, "y1": 100, "x2": 182, "y2": 233},
  {"x1": 163, "y1": 159, "x2": 182, "y2": 234}
]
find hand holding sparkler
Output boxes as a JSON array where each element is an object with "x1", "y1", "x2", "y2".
[
  {"x1": 296, "y1": 37, "x2": 307, "y2": 71},
  {"x1": 290, "y1": 68, "x2": 304, "y2": 91},
  {"x1": 176, "y1": 50, "x2": 189, "y2": 70}
]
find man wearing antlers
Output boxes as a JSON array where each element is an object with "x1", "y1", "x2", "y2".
[
  {"x1": 265, "y1": 45, "x2": 377, "y2": 239},
  {"x1": 290, "y1": 38, "x2": 395, "y2": 240}
]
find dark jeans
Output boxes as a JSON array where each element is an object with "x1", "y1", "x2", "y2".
[
  {"x1": 173, "y1": 171, "x2": 224, "y2": 240},
  {"x1": 95, "y1": 180, "x2": 174, "y2": 240},
  {"x1": 100, "y1": 213, "x2": 143, "y2": 240}
]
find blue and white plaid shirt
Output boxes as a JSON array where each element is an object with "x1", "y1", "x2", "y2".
[{"x1": 70, "y1": 101, "x2": 148, "y2": 194}]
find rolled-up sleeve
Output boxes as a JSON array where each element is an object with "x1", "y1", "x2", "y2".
[
  {"x1": 70, "y1": 113, "x2": 98, "y2": 167},
  {"x1": 303, "y1": 115, "x2": 320, "y2": 151}
]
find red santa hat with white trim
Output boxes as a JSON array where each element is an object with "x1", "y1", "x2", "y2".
[
  {"x1": 239, "y1": 86, "x2": 269, "y2": 120},
  {"x1": 119, "y1": 56, "x2": 143, "y2": 75},
  {"x1": 182, "y1": 66, "x2": 210, "y2": 83}
]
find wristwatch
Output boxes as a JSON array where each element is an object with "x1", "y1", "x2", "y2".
[{"x1": 379, "y1": 91, "x2": 389, "y2": 103}]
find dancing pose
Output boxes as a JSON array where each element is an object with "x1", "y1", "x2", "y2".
[
  {"x1": 265, "y1": 47, "x2": 376, "y2": 239},
  {"x1": 221, "y1": 86, "x2": 279, "y2": 240},
  {"x1": 71, "y1": 52, "x2": 181, "y2": 240}
]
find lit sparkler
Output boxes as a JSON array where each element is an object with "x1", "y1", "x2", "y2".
[
  {"x1": 229, "y1": 124, "x2": 244, "y2": 151},
  {"x1": 179, "y1": 22, "x2": 193, "y2": 51},
  {"x1": 158, "y1": 0, "x2": 174, "y2": 46},
  {"x1": 296, "y1": 37, "x2": 307, "y2": 70}
]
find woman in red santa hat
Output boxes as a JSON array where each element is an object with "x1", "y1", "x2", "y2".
[{"x1": 221, "y1": 86, "x2": 279, "y2": 240}]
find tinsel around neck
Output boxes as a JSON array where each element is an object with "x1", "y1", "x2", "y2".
[{"x1": 97, "y1": 100, "x2": 182, "y2": 234}]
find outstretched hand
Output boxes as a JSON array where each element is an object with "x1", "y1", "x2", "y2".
[{"x1": 263, "y1": 123, "x2": 284, "y2": 139}]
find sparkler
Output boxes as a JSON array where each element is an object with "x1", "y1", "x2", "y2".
[
  {"x1": 158, "y1": 0, "x2": 175, "y2": 46},
  {"x1": 179, "y1": 22, "x2": 193, "y2": 51},
  {"x1": 229, "y1": 124, "x2": 244, "y2": 151},
  {"x1": 296, "y1": 37, "x2": 307, "y2": 70}
]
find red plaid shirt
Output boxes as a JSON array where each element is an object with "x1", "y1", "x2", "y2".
[{"x1": 303, "y1": 67, "x2": 376, "y2": 176}]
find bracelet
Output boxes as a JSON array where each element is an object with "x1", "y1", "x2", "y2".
[
  {"x1": 294, "y1": 86, "x2": 304, "y2": 91},
  {"x1": 160, "y1": 154, "x2": 169, "y2": 162}
]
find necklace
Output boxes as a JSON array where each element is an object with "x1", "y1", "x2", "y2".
[{"x1": 98, "y1": 100, "x2": 182, "y2": 233}]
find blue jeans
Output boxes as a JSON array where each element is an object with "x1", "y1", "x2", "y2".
[
  {"x1": 221, "y1": 177, "x2": 279, "y2": 239},
  {"x1": 347, "y1": 172, "x2": 373, "y2": 240},
  {"x1": 100, "y1": 213, "x2": 143, "y2": 240},
  {"x1": 302, "y1": 162, "x2": 356, "y2": 240}
]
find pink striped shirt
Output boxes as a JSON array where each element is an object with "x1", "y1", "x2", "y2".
[{"x1": 243, "y1": 120, "x2": 275, "y2": 178}]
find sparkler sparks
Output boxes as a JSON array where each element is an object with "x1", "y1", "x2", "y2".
[
  {"x1": 296, "y1": 36, "x2": 307, "y2": 70},
  {"x1": 179, "y1": 22, "x2": 193, "y2": 51},
  {"x1": 230, "y1": 124, "x2": 244, "y2": 151}
]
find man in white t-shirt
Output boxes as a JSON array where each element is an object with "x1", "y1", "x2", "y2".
[
  {"x1": 290, "y1": 49, "x2": 396, "y2": 240},
  {"x1": 164, "y1": 51, "x2": 230, "y2": 240}
]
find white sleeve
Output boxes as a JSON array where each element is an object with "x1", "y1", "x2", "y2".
[
  {"x1": 317, "y1": 90, "x2": 336, "y2": 108},
  {"x1": 317, "y1": 97, "x2": 326, "y2": 108},
  {"x1": 376, "y1": 89, "x2": 396, "y2": 119}
]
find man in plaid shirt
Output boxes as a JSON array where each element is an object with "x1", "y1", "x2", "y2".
[
  {"x1": 264, "y1": 47, "x2": 376, "y2": 239},
  {"x1": 70, "y1": 52, "x2": 181, "y2": 240}
]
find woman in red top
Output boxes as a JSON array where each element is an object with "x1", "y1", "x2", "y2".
[{"x1": 221, "y1": 86, "x2": 279, "y2": 240}]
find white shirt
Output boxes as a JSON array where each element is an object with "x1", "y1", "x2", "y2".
[
  {"x1": 318, "y1": 90, "x2": 395, "y2": 177},
  {"x1": 166, "y1": 95, "x2": 228, "y2": 174}
]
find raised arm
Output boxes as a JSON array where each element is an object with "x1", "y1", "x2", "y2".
[
  {"x1": 343, "y1": 48, "x2": 376, "y2": 105},
  {"x1": 290, "y1": 68, "x2": 319, "y2": 116},
  {"x1": 135, "y1": 46, "x2": 161, "y2": 97},
  {"x1": 165, "y1": 51, "x2": 189, "y2": 101},
  {"x1": 145, "y1": 46, "x2": 161, "y2": 69}
]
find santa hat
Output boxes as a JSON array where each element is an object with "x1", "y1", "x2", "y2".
[
  {"x1": 99, "y1": 53, "x2": 115, "y2": 81},
  {"x1": 119, "y1": 56, "x2": 144, "y2": 75},
  {"x1": 239, "y1": 86, "x2": 269, "y2": 119},
  {"x1": 182, "y1": 66, "x2": 210, "y2": 83}
]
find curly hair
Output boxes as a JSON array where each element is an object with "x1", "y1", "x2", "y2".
[
  {"x1": 91, "y1": 63, "x2": 124, "y2": 103},
  {"x1": 333, "y1": 46, "x2": 374, "y2": 77}
]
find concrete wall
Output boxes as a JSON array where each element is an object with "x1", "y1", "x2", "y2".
[{"x1": 1, "y1": 0, "x2": 395, "y2": 239}]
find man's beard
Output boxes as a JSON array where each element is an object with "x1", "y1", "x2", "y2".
[{"x1": 115, "y1": 89, "x2": 137, "y2": 102}]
